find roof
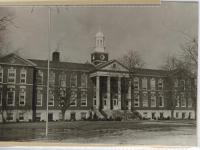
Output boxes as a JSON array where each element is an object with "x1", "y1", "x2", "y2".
[
  {"x1": 131, "y1": 68, "x2": 169, "y2": 76},
  {"x1": 0, "y1": 53, "x2": 37, "y2": 66},
  {"x1": 29, "y1": 59, "x2": 95, "y2": 71}
]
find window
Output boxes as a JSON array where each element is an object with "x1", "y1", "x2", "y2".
[
  {"x1": 7, "y1": 68, "x2": 16, "y2": 83},
  {"x1": 150, "y1": 78, "x2": 156, "y2": 90},
  {"x1": 81, "y1": 73, "x2": 87, "y2": 88},
  {"x1": 142, "y1": 92, "x2": 148, "y2": 107},
  {"x1": 20, "y1": 69, "x2": 27, "y2": 84},
  {"x1": 59, "y1": 73, "x2": 66, "y2": 87},
  {"x1": 7, "y1": 87, "x2": 15, "y2": 106},
  {"x1": 134, "y1": 92, "x2": 139, "y2": 107},
  {"x1": 133, "y1": 77, "x2": 139, "y2": 90},
  {"x1": 36, "y1": 88, "x2": 43, "y2": 106},
  {"x1": 70, "y1": 90, "x2": 77, "y2": 106},
  {"x1": 180, "y1": 80, "x2": 185, "y2": 91},
  {"x1": 19, "y1": 87, "x2": 26, "y2": 106},
  {"x1": 7, "y1": 112, "x2": 13, "y2": 121},
  {"x1": 181, "y1": 93, "x2": 186, "y2": 107},
  {"x1": 150, "y1": 92, "x2": 156, "y2": 107},
  {"x1": 81, "y1": 91, "x2": 87, "y2": 106},
  {"x1": 142, "y1": 78, "x2": 147, "y2": 90},
  {"x1": 37, "y1": 70, "x2": 43, "y2": 84},
  {"x1": 188, "y1": 97, "x2": 193, "y2": 108},
  {"x1": 0, "y1": 66, "x2": 3, "y2": 83},
  {"x1": 175, "y1": 95, "x2": 180, "y2": 107},
  {"x1": 19, "y1": 112, "x2": 24, "y2": 121},
  {"x1": 81, "y1": 112, "x2": 87, "y2": 120},
  {"x1": 48, "y1": 90, "x2": 54, "y2": 106},
  {"x1": 70, "y1": 73, "x2": 77, "y2": 87},
  {"x1": 158, "y1": 93, "x2": 164, "y2": 107},
  {"x1": 158, "y1": 79, "x2": 163, "y2": 90},
  {"x1": 49, "y1": 71, "x2": 55, "y2": 86}
]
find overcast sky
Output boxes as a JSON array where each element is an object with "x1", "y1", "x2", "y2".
[{"x1": 0, "y1": 2, "x2": 198, "y2": 69}]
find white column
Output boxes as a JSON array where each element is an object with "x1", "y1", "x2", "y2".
[
  {"x1": 128, "y1": 79, "x2": 131, "y2": 110},
  {"x1": 107, "y1": 76, "x2": 111, "y2": 110},
  {"x1": 96, "y1": 76, "x2": 100, "y2": 110},
  {"x1": 118, "y1": 77, "x2": 121, "y2": 109}
]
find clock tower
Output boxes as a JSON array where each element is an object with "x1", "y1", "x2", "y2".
[{"x1": 91, "y1": 31, "x2": 108, "y2": 65}]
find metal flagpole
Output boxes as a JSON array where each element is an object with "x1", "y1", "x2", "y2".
[{"x1": 46, "y1": 6, "x2": 51, "y2": 137}]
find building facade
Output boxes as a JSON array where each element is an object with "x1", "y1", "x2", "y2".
[{"x1": 0, "y1": 32, "x2": 196, "y2": 122}]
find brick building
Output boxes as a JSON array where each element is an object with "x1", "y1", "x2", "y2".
[{"x1": 0, "y1": 31, "x2": 196, "y2": 122}]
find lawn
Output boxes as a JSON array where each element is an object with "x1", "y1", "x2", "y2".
[{"x1": 0, "y1": 120, "x2": 197, "y2": 146}]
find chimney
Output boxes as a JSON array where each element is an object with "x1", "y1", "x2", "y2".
[{"x1": 52, "y1": 51, "x2": 60, "y2": 62}]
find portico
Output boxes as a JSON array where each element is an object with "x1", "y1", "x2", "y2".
[{"x1": 90, "y1": 60, "x2": 131, "y2": 111}]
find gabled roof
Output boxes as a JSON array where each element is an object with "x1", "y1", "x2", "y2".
[
  {"x1": 29, "y1": 59, "x2": 95, "y2": 71},
  {"x1": 0, "y1": 53, "x2": 37, "y2": 67}
]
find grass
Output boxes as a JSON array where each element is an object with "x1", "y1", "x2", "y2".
[{"x1": 0, "y1": 120, "x2": 197, "y2": 145}]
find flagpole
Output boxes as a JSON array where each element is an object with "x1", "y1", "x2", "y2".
[{"x1": 46, "y1": 6, "x2": 51, "y2": 137}]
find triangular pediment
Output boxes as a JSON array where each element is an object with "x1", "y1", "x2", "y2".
[
  {"x1": 96, "y1": 60, "x2": 129, "y2": 72},
  {"x1": 0, "y1": 53, "x2": 36, "y2": 66}
]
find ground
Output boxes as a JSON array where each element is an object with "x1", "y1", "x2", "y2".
[{"x1": 0, "y1": 120, "x2": 197, "y2": 146}]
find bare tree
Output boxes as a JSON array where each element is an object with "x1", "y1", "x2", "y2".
[
  {"x1": 118, "y1": 50, "x2": 145, "y2": 71},
  {"x1": 57, "y1": 87, "x2": 71, "y2": 121},
  {"x1": 0, "y1": 15, "x2": 16, "y2": 56}
]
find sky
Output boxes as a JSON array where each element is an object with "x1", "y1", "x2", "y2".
[{"x1": 0, "y1": 2, "x2": 198, "y2": 69}]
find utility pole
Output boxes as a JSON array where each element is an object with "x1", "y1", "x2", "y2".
[{"x1": 46, "y1": 7, "x2": 51, "y2": 137}]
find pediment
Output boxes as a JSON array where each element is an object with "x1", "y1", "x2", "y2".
[
  {"x1": 0, "y1": 53, "x2": 36, "y2": 66},
  {"x1": 97, "y1": 60, "x2": 129, "y2": 72}
]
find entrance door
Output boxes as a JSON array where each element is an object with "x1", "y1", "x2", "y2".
[
  {"x1": 48, "y1": 113, "x2": 53, "y2": 122},
  {"x1": 70, "y1": 112, "x2": 76, "y2": 121}
]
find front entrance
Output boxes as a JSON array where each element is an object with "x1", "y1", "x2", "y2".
[{"x1": 48, "y1": 113, "x2": 53, "y2": 122}]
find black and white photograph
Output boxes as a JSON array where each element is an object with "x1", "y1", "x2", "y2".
[{"x1": 0, "y1": 1, "x2": 198, "y2": 146}]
